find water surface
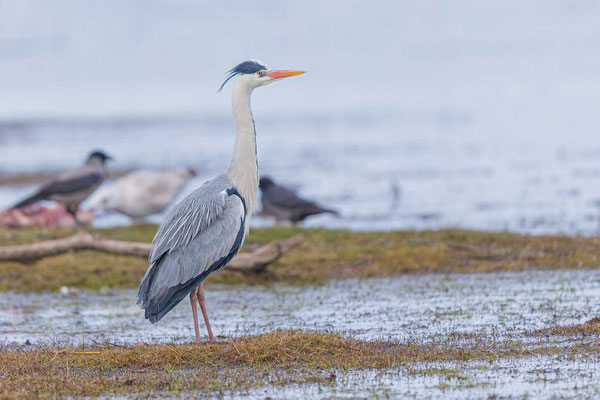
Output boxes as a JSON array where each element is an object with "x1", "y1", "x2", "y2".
[{"x1": 2, "y1": 270, "x2": 598, "y2": 398}]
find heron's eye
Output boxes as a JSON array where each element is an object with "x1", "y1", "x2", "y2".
[{"x1": 257, "y1": 71, "x2": 265, "y2": 77}]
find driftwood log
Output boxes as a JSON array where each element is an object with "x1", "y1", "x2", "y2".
[{"x1": 0, "y1": 232, "x2": 304, "y2": 273}]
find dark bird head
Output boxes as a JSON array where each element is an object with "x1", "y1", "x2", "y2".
[
  {"x1": 218, "y1": 59, "x2": 305, "y2": 92},
  {"x1": 187, "y1": 168, "x2": 198, "y2": 177},
  {"x1": 173, "y1": 167, "x2": 197, "y2": 179},
  {"x1": 259, "y1": 176, "x2": 275, "y2": 190},
  {"x1": 87, "y1": 150, "x2": 112, "y2": 164}
]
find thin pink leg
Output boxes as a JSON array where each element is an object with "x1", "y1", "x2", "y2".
[
  {"x1": 190, "y1": 287, "x2": 201, "y2": 342},
  {"x1": 197, "y1": 282, "x2": 215, "y2": 341}
]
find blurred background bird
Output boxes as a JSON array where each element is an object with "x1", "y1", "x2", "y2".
[
  {"x1": 259, "y1": 176, "x2": 338, "y2": 224},
  {"x1": 11, "y1": 150, "x2": 111, "y2": 224},
  {"x1": 89, "y1": 167, "x2": 196, "y2": 223}
]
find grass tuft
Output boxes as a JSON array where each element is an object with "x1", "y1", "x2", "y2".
[
  {"x1": 1, "y1": 329, "x2": 599, "y2": 398},
  {"x1": 528, "y1": 317, "x2": 600, "y2": 337}
]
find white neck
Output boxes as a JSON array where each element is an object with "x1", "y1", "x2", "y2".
[{"x1": 225, "y1": 79, "x2": 259, "y2": 214}]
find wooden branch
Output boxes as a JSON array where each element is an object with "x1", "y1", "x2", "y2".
[
  {"x1": 228, "y1": 234, "x2": 305, "y2": 273},
  {"x1": 0, "y1": 232, "x2": 304, "y2": 273},
  {"x1": 0, "y1": 232, "x2": 152, "y2": 261}
]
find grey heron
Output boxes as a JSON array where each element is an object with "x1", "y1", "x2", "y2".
[
  {"x1": 259, "y1": 176, "x2": 338, "y2": 223},
  {"x1": 89, "y1": 168, "x2": 196, "y2": 222},
  {"x1": 12, "y1": 150, "x2": 112, "y2": 223},
  {"x1": 137, "y1": 60, "x2": 305, "y2": 342}
]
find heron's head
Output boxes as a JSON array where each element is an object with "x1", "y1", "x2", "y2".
[{"x1": 218, "y1": 59, "x2": 305, "y2": 92}]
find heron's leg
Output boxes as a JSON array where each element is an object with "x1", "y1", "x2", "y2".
[
  {"x1": 197, "y1": 282, "x2": 215, "y2": 341},
  {"x1": 190, "y1": 287, "x2": 201, "y2": 343}
]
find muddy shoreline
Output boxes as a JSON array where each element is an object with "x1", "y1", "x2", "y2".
[{"x1": 1, "y1": 270, "x2": 599, "y2": 398}]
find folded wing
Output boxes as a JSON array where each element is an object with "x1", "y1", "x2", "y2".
[{"x1": 137, "y1": 177, "x2": 246, "y2": 323}]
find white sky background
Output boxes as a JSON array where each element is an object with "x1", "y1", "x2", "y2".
[{"x1": 0, "y1": 0, "x2": 598, "y2": 142}]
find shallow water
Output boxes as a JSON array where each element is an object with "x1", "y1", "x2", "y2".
[
  {"x1": 236, "y1": 359, "x2": 600, "y2": 399},
  {"x1": 1, "y1": 270, "x2": 598, "y2": 398},
  {"x1": 3, "y1": 270, "x2": 597, "y2": 398},
  {"x1": 1, "y1": 269, "x2": 598, "y2": 345},
  {"x1": 3, "y1": 113, "x2": 600, "y2": 236}
]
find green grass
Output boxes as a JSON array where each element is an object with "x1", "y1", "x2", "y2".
[{"x1": 1, "y1": 226, "x2": 599, "y2": 291}]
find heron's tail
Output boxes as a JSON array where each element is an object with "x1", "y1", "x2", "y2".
[
  {"x1": 136, "y1": 254, "x2": 188, "y2": 324},
  {"x1": 137, "y1": 258, "x2": 161, "y2": 310},
  {"x1": 138, "y1": 253, "x2": 221, "y2": 324}
]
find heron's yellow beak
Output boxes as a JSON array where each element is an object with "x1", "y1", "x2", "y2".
[{"x1": 266, "y1": 70, "x2": 306, "y2": 80}]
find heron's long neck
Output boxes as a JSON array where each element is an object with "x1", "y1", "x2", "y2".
[{"x1": 226, "y1": 81, "x2": 258, "y2": 214}]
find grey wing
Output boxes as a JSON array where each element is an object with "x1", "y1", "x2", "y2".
[
  {"x1": 264, "y1": 185, "x2": 333, "y2": 214},
  {"x1": 38, "y1": 172, "x2": 103, "y2": 197},
  {"x1": 137, "y1": 184, "x2": 246, "y2": 323},
  {"x1": 262, "y1": 184, "x2": 337, "y2": 223},
  {"x1": 13, "y1": 167, "x2": 104, "y2": 209},
  {"x1": 263, "y1": 184, "x2": 311, "y2": 208}
]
